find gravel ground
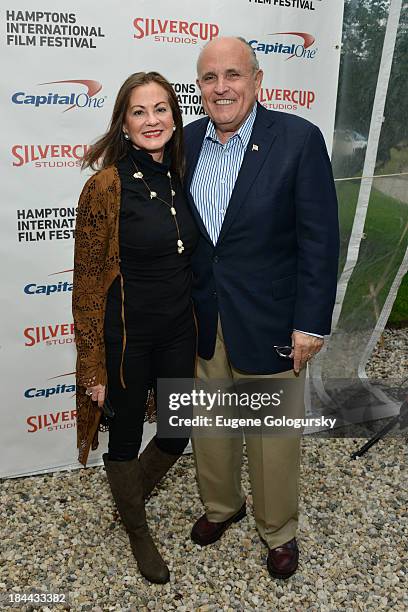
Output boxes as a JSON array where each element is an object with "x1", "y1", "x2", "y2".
[
  {"x1": 1, "y1": 330, "x2": 407, "y2": 612},
  {"x1": 365, "y1": 328, "x2": 408, "y2": 384}
]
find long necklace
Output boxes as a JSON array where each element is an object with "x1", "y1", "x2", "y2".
[{"x1": 130, "y1": 158, "x2": 185, "y2": 254}]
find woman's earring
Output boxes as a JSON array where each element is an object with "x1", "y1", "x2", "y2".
[
  {"x1": 172, "y1": 125, "x2": 176, "y2": 132},
  {"x1": 123, "y1": 132, "x2": 130, "y2": 140}
]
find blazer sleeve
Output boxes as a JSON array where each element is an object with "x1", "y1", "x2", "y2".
[
  {"x1": 293, "y1": 125, "x2": 340, "y2": 335},
  {"x1": 72, "y1": 173, "x2": 109, "y2": 388}
]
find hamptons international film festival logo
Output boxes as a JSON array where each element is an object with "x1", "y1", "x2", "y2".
[
  {"x1": 132, "y1": 16, "x2": 219, "y2": 45},
  {"x1": 24, "y1": 372, "x2": 77, "y2": 434},
  {"x1": 16, "y1": 206, "x2": 76, "y2": 243},
  {"x1": 248, "y1": 0, "x2": 321, "y2": 10},
  {"x1": 258, "y1": 85, "x2": 316, "y2": 111},
  {"x1": 24, "y1": 269, "x2": 73, "y2": 297},
  {"x1": 12, "y1": 144, "x2": 89, "y2": 169},
  {"x1": 11, "y1": 80, "x2": 106, "y2": 112},
  {"x1": 23, "y1": 322, "x2": 75, "y2": 348},
  {"x1": 5, "y1": 9, "x2": 105, "y2": 48},
  {"x1": 250, "y1": 32, "x2": 317, "y2": 60},
  {"x1": 172, "y1": 82, "x2": 204, "y2": 117}
]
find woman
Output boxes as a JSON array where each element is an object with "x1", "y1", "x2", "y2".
[{"x1": 72, "y1": 72, "x2": 198, "y2": 584}]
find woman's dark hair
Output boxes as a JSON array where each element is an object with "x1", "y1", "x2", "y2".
[{"x1": 82, "y1": 71, "x2": 184, "y2": 178}]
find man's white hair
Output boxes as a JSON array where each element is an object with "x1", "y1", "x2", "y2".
[{"x1": 196, "y1": 36, "x2": 260, "y2": 75}]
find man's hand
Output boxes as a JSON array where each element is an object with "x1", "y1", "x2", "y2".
[
  {"x1": 85, "y1": 384, "x2": 105, "y2": 408},
  {"x1": 291, "y1": 331, "x2": 323, "y2": 374}
]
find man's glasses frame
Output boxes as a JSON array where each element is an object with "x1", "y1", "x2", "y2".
[{"x1": 273, "y1": 345, "x2": 293, "y2": 359}]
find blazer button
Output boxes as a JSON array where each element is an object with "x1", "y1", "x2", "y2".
[
  {"x1": 213, "y1": 290, "x2": 217, "y2": 297},
  {"x1": 213, "y1": 256, "x2": 219, "y2": 263}
]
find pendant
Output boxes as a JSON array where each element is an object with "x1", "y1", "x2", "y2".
[
  {"x1": 178, "y1": 246, "x2": 185, "y2": 254},
  {"x1": 133, "y1": 171, "x2": 143, "y2": 179},
  {"x1": 150, "y1": 191, "x2": 157, "y2": 199},
  {"x1": 170, "y1": 207, "x2": 176, "y2": 216},
  {"x1": 171, "y1": 189, "x2": 176, "y2": 196}
]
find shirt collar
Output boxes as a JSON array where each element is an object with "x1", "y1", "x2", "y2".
[{"x1": 205, "y1": 102, "x2": 258, "y2": 148}]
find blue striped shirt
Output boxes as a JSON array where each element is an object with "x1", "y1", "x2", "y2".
[{"x1": 190, "y1": 103, "x2": 257, "y2": 245}]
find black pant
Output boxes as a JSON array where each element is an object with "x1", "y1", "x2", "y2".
[{"x1": 105, "y1": 323, "x2": 196, "y2": 461}]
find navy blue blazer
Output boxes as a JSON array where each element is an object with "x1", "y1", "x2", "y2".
[{"x1": 184, "y1": 103, "x2": 339, "y2": 374}]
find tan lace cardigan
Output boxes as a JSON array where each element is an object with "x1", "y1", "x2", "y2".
[{"x1": 72, "y1": 165, "x2": 121, "y2": 466}]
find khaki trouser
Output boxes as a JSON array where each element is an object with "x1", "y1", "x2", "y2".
[{"x1": 192, "y1": 320, "x2": 305, "y2": 549}]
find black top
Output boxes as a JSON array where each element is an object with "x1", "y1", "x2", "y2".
[{"x1": 104, "y1": 145, "x2": 198, "y2": 341}]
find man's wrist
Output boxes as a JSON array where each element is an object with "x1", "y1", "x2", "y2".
[{"x1": 293, "y1": 329, "x2": 324, "y2": 339}]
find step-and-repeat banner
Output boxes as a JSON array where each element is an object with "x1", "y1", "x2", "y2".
[{"x1": 0, "y1": 0, "x2": 344, "y2": 478}]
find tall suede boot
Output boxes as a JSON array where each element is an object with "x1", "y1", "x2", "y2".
[
  {"x1": 139, "y1": 439, "x2": 181, "y2": 499},
  {"x1": 102, "y1": 454, "x2": 170, "y2": 584}
]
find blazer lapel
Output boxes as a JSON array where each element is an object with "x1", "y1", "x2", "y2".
[
  {"x1": 185, "y1": 119, "x2": 213, "y2": 244},
  {"x1": 217, "y1": 105, "x2": 278, "y2": 245}
]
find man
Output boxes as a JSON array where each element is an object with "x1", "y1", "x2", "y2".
[{"x1": 184, "y1": 37, "x2": 339, "y2": 579}]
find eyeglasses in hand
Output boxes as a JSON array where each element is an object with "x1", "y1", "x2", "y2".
[{"x1": 273, "y1": 345, "x2": 293, "y2": 359}]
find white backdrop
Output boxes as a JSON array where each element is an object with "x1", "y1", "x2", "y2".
[{"x1": 0, "y1": 0, "x2": 344, "y2": 478}]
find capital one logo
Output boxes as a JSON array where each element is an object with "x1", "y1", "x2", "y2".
[
  {"x1": 24, "y1": 268, "x2": 73, "y2": 297},
  {"x1": 250, "y1": 32, "x2": 317, "y2": 60},
  {"x1": 24, "y1": 371, "x2": 76, "y2": 400},
  {"x1": 11, "y1": 79, "x2": 106, "y2": 111}
]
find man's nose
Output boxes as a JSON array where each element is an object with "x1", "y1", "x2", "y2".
[{"x1": 214, "y1": 77, "x2": 229, "y2": 95}]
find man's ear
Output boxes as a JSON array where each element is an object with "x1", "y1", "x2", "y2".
[{"x1": 255, "y1": 69, "x2": 264, "y2": 96}]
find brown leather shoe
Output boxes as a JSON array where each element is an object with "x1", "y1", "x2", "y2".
[
  {"x1": 191, "y1": 503, "x2": 246, "y2": 545},
  {"x1": 267, "y1": 538, "x2": 299, "y2": 579}
]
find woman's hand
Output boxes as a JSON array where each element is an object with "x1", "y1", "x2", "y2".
[{"x1": 85, "y1": 384, "x2": 106, "y2": 408}]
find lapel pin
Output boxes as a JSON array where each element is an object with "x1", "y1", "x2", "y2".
[{"x1": 252, "y1": 144, "x2": 259, "y2": 151}]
